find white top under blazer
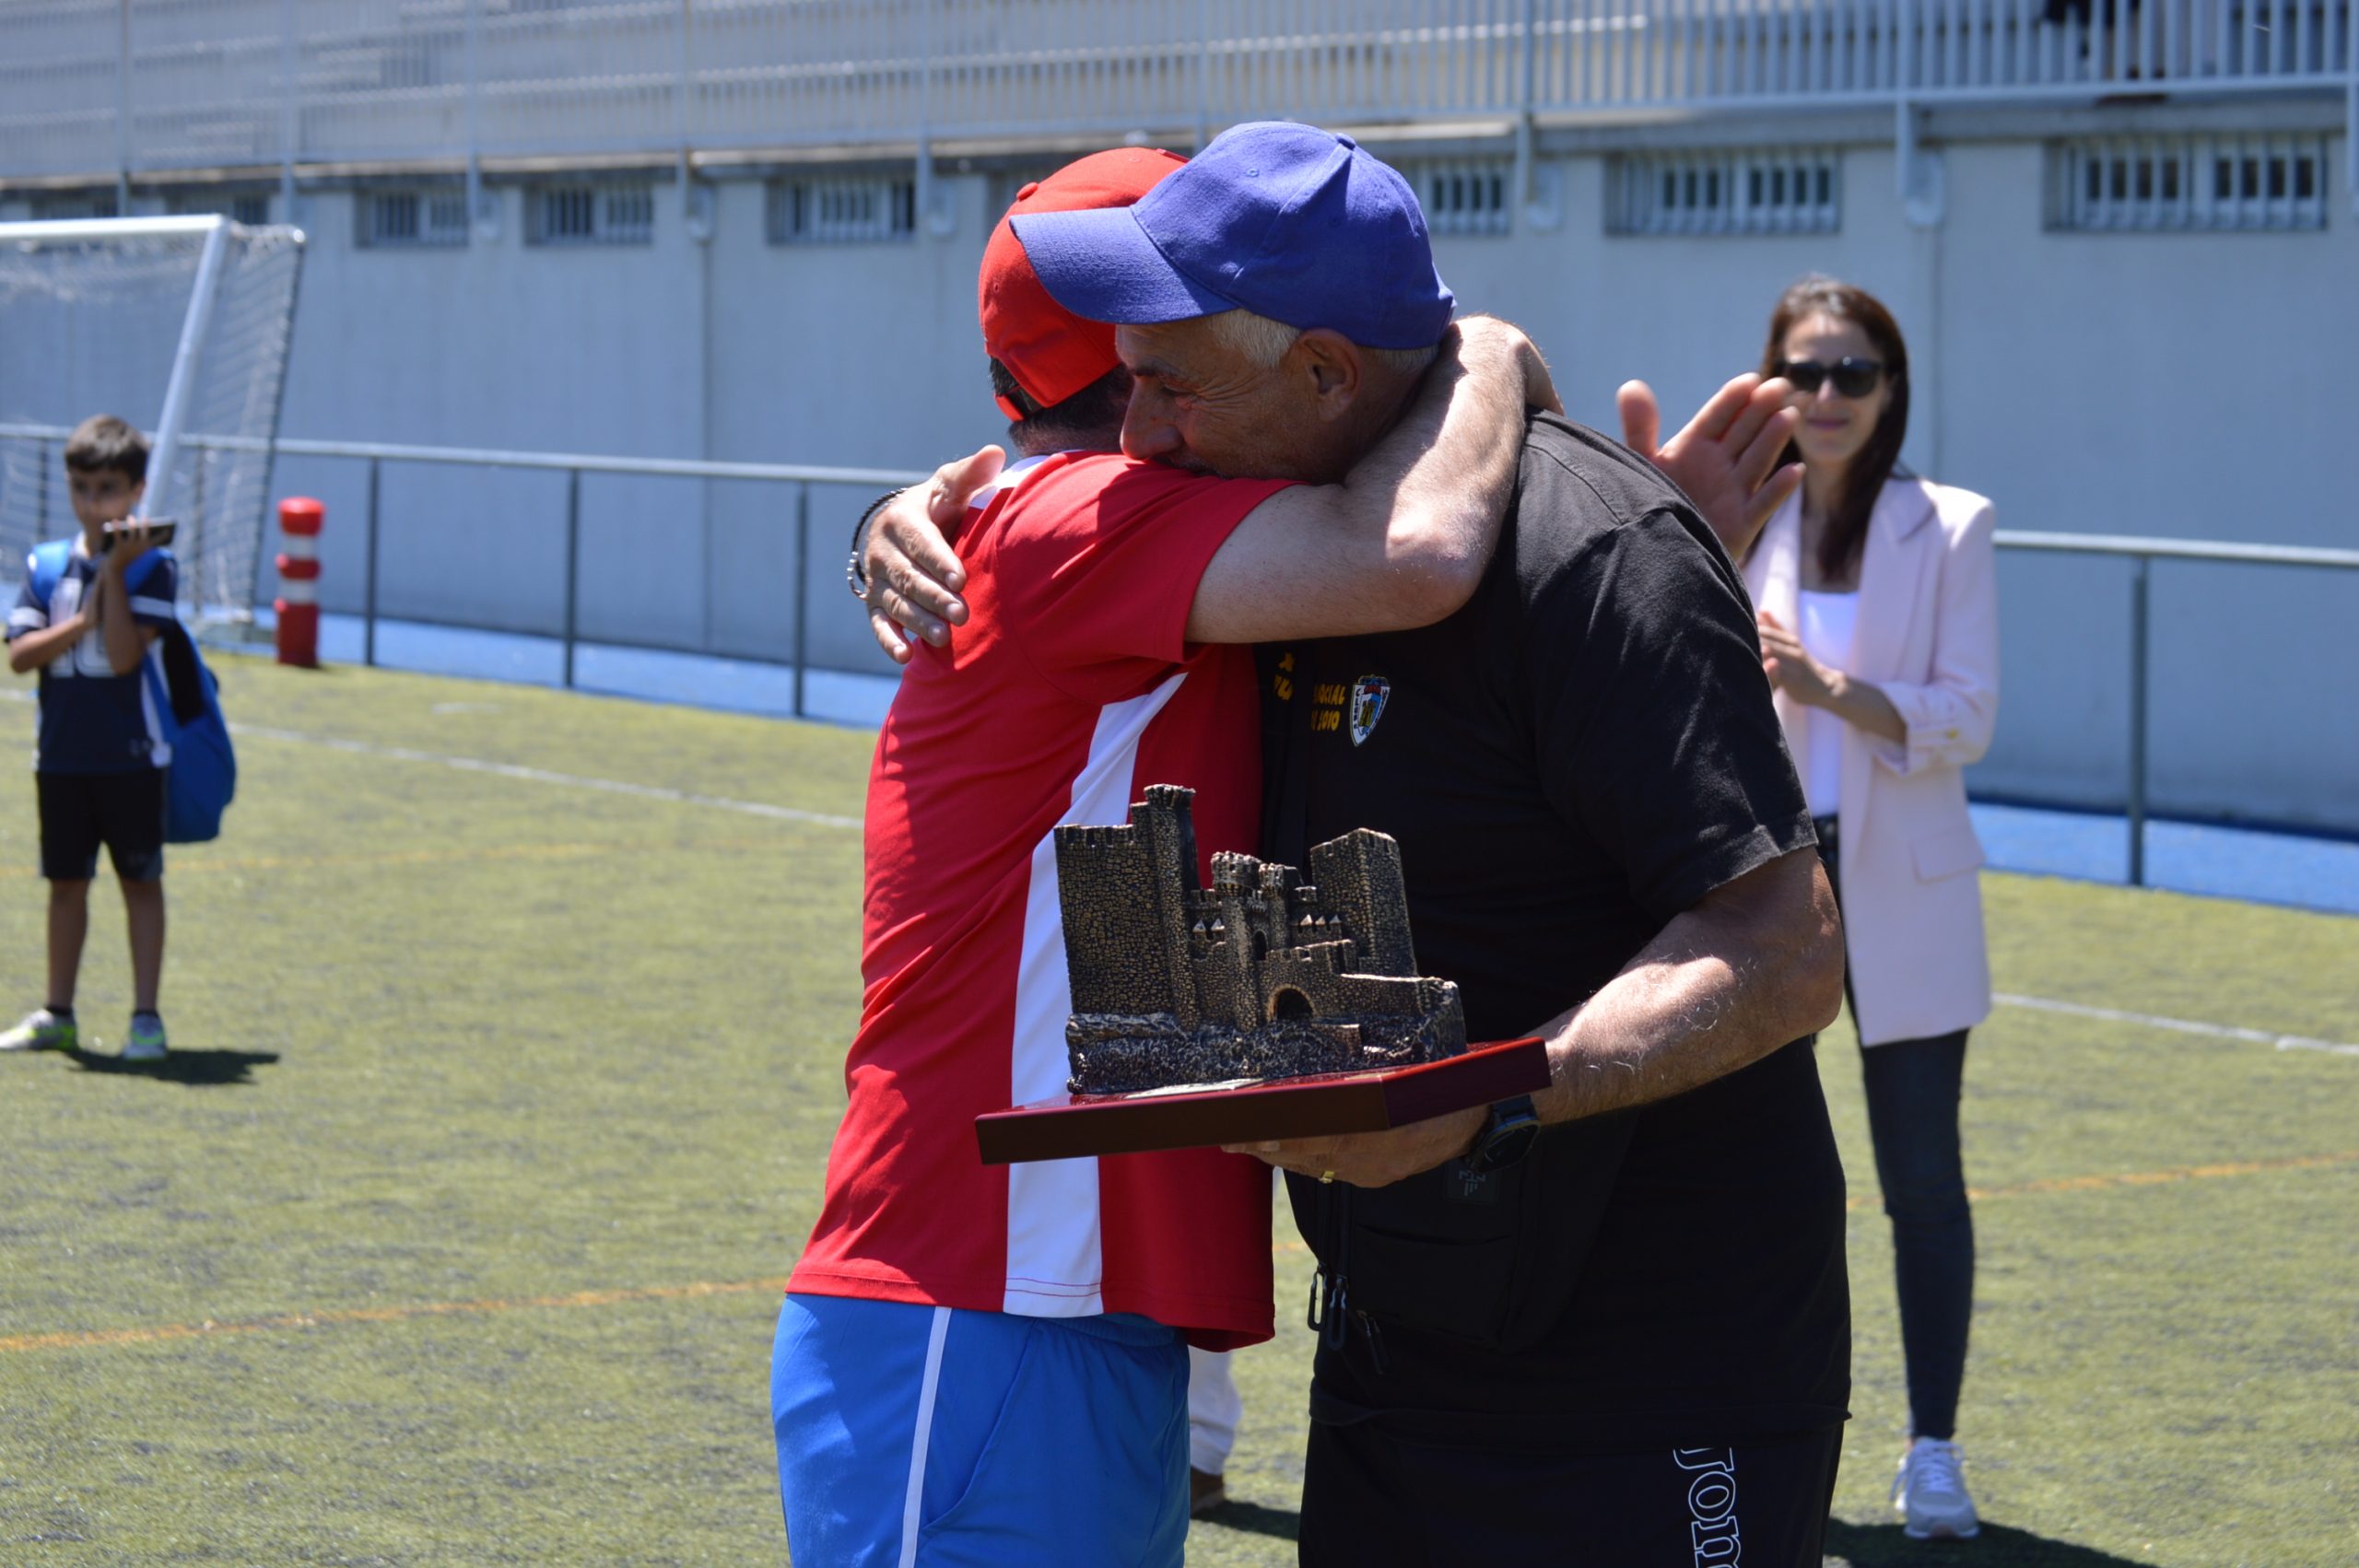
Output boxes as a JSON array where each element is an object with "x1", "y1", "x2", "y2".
[{"x1": 1795, "y1": 589, "x2": 1859, "y2": 818}]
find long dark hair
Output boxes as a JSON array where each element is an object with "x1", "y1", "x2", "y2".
[{"x1": 1759, "y1": 276, "x2": 1909, "y2": 582}]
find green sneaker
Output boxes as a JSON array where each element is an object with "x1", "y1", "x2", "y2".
[
  {"x1": 123, "y1": 1013, "x2": 168, "y2": 1062},
  {"x1": 0, "y1": 1009, "x2": 77, "y2": 1052}
]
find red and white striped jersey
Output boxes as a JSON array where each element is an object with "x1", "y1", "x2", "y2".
[{"x1": 790, "y1": 452, "x2": 1288, "y2": 1351}]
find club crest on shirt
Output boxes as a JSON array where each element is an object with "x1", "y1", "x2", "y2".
[{"x1": 1349, "y1": 675, "x2": 1390, "y2": 746}]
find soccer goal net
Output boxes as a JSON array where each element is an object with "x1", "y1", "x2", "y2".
[{"x1": 0, "y1": 216, "x2": 305, "y2": 624}]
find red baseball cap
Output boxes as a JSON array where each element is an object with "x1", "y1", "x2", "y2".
[{"x1": 980, "y1": 146, "x2": 1187, "y2": 421}]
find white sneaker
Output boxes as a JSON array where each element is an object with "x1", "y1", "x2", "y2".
[
  {"x1": 0, "y1": 1008, "x2": 76, "y2": 1052},
  {"x1": 122, "y1": 1013, "x2": 168, "y2": 1061},
  {"x1": 1894, "y1": 1436, "x2": 1981, "y2": 1539}
]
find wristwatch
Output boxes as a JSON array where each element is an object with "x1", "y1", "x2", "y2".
[{"x1": 1463, "y1": 1094, "x2": 1540, "y2": 1175}]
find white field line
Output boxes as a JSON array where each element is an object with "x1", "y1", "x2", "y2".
[
  {"x1": 0, "y1": 691, "x2": 856, "y2": 831},
  {"x1": 229, "y1": 721, "x2": 863, "y2": 831},
  {"x1": 1993, "y1": 993, "x2": 2359, "y2": 1059},
  {"x1": 9, "y1": 692, "x2": 2353, "y2": 1054}
]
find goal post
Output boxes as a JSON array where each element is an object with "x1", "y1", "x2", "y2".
[{"x1": 0, "y1": 215, "x2": 306, "y2": 625}]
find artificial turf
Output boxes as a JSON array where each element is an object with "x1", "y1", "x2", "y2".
[{"x1": 1, "y1": 658, "x2": 2352, "y2": 1565}]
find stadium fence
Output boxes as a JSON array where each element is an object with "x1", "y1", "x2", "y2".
[
  {"x1": 3, "y1": 421, "x2": 2356, "y2": 884},
  {"x1": 3, "y1": 2, "x2": 2353, "y2": 224}
]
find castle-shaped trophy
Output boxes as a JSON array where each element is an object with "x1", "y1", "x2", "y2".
[{"x1": 976, "y1": 787, "x2": 1549, "y2": 1164}]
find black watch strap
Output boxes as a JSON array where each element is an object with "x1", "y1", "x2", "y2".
[{"x1": 1465, "y1": 1093, "x2": 1541, "y2": 1174}]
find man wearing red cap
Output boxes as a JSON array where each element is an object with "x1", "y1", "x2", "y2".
[{"x1": 773, "y1": 147, "x2": 1559, "y2": 1566}]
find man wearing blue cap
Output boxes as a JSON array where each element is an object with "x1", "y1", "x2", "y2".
[{"x1": 874, "y1": 121, "x2": 1849, "y2": 1563}]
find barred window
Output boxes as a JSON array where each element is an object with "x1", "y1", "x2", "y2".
[
  {"x1": 1609, "y1": 150, "x2": 1840, "y2": 237},
  {"x1": 768, "y1": 176, "x2": 916, "y2": 244},
  {"x1": 169, "y1": 191, "x2": 271, "y2": 227},
  {"x1": 988, "y1": 166, "x2": 1062, "y2": 227},
  {"x1": 358, "y1": 188, "x2": 469, "y2": 249},
  {"x1": 2048, "y1": 135, "x2": 2327, "y2": 232},
  {"x1": 527, "y1": 184, "x2": 655, "y2": 246},
  {"x1": 30, "y1": 192, "x2": 119, "y2": 221},
  {"x1": 1402, "y1": 158, "x2": 1513, "y2": 238}
]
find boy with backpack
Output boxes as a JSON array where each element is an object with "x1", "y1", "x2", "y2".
[{"x1": 4, "y1": 415, "x2": 182, "y2": 1059}]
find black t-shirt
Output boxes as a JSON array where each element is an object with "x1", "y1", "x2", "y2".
[{"x1": 1261, "y1": 413, "x2": 1848, "y2": 1449}]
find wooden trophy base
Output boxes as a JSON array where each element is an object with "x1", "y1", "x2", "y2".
[{"x1": 975, "y1": 1037, "x2": 1549, "y2": 1165}]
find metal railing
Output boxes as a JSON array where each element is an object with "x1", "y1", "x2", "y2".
[
  {"x1": 2, "y1": 2, "x2": 2352, "y2": 187},
  {"x1": 5, "y1": 424, "x2": 2357, "y2": 879},
  {"x1": 0, "y1": 422, "x2": 916, "y2": 720},
  {"x1": 264, "y1": 434, "x2": 918, "y2": 708},
  {"x1": 1992, "y1": 531, "x2": 2359, "y2": 883}
]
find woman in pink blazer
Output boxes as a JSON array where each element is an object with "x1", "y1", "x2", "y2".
[{"x1": 1739, "y1": 277, "x2": 1998, "y2": 1541}]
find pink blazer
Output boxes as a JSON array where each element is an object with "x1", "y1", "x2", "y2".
[{"x1": 1744, "y1": 476, "x2": 1999, "y2": 1047}]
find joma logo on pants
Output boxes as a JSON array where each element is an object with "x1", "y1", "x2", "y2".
[{"x1": 1673, "y1": 1446, "x2": 1742, "y2": 1566}]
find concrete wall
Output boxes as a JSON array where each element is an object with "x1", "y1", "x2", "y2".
[
  {"x1": 5, "y1": 123, "x2": 2353, "y2": 829},
  {"x1": 1417, "y1": 137, "x2": 2359, "y2": 832},
  {"x1": 232, "y1": 175, "x2": 1007, "y2": 678}
]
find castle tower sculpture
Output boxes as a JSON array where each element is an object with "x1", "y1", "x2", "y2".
[
  {"x1": 1054, "y1": 783, "x2": 1202, "y2": 1027},
  {"x1": 1054, "y1": 788, "x2": 1466, "y2": 1095},
  {"x1": 1309, "y1": 830, "x2": 1417, "y2": 976}
]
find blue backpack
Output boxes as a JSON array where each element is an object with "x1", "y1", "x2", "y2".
[{"x1": 27, "y1": 538, "x2": 237, "y2": 844}]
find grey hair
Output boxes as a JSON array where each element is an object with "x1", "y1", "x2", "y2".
[{"x1": 1200, "y1": 307, "x2": 1439, "y2": 380}]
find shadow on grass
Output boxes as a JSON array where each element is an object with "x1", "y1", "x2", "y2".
[
  {"x1": 1195, "y1": 1499, "x2": 1300, "y2": 1544},
  {"x1": 1192, "y1": 1510, "x2": 2139, "y2": 1562},
  {"x1": 65, "y1": 1047, "x2": 280, "y2": 1086},
  {"x1": 1827, "y1": 1519, "x2": 2148, "y2": 1566}
]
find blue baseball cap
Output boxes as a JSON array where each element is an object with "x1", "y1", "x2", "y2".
[{"x1": 1010, "y1": 122, "x2": 1454, "y2": 351}]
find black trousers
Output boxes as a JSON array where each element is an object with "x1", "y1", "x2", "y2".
[
  {"x1": 1816, "y1": 814, "x2": 1976, "y2": 1441},
  {"x1": 1298, "y1": 1421, "x2": 1841, "y2": 1566}
]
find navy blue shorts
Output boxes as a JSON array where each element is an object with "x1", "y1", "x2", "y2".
[
  {"x1": 37, "y1": 769, "x2": 166, "y2": 883},
  {"x1": 772, "y1": 1293, "x2": 1190, "y2": 1567}
]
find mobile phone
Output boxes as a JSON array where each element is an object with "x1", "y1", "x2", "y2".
[{"x1": 102, "y1": 517, "x2": 178, "y2": 548}]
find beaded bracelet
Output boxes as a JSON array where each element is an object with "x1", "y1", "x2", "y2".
[{"x1": 845, "y1": 487, "x2": 906, "y2": 602}]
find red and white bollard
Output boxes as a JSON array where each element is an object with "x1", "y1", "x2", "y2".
[{"x1": 275, "y1": 497, "x2": 324, "y2": 668}]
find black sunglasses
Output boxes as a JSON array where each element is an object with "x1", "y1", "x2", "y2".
[{"x1": 1776, "y1": 357, "x2": 1885, "y2": 398}]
